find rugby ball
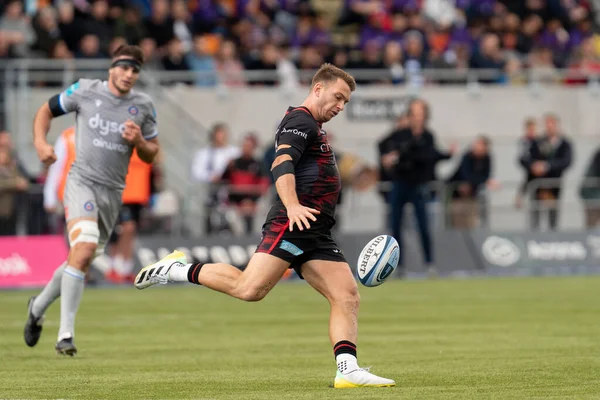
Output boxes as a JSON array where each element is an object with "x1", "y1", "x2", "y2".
[{"x1": 357, "y1": 235, "x2": 399, "y2": 287}]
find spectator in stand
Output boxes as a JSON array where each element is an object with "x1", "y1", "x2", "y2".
[
  {"x1": 338, "y1": 0, "x2": 389, "y2": 26},
  {"x1": 83, "y1": 0, "x2": 113, "y2": 55},
  {"x1": 109, "y1": 36, "x2": 126, "y2": 56},
  {"x1": 113, "y1": 5, "x2": 146, "y2": 46},
  {"x1": 139, "y1": 37, "x2": 160, "y2": 69},
  {"x1": 0, "y1": 0, "x2": 35, "y2": 57},
  {"x1": 32, "y1": 6, "x2": 61, "y2": 57},
  {"x1": 220, "y1": 133, "x2": 270, "y2": 235},
  {"x1": 144, "y1": 0, "x2": 174, "y2": 55},
  {"x1": 246, "y1": 42, "x2": 279, "y2": 86},
  {"x1": 524, "y1": 113, "x2": 573, "y2": 231},
  {"x1": 215, "y1": 39, "x2": 246, "y2": 87},
  {"x1": 57, "y1": 1, "x2": 81, "y2": 53},
  {"x1": 50, "y1": 40, "x2": 72, "y2": 60},
  {"x1": 403, "y1": 30, "x2": 427, "y2": 86},
  {"x1": 469, "y1": 32, "x2": 507, "y2": 82},
  {"x1": 529, "y1": 46, "x2": 560, "y2": 83},
  {"x1": 565, "y1": 36, "x2": 600, "y2": 85},
  {"x1": 348, "y1": 39, "x2": 384, "y2": 85},
  {"x1": 580, "y1": 147, "x2": 600, "y2": 229},
  {"x1": 0, "y1": 146, "x2": 28, "y2": 236},
  {"x1": 330, "y1": 47, "x2": 349, "y2": 69},
  {"x1": 383, "y1": 41, "x2": 404, "y2": 84},
  {"x1": 187, "y1": 35, "x2": 217, "y2": 87},
  {"x1": 381, "y1": 99, "x2": 448, "y2": 276},
  {"x1": 171, "y1": 0, "x2": 193, "y2": 53},
  {"x1": 75, "y1": 34, "x2": 104, "y2": 58},
  {"x1": 516, "y1": 117, "x2": 538, "y2": 209},
  {"x1": 516, "y1": 14, "x2": 544, "y2": 56},
  {"x1": 277, "y1": 42, "x2": 299, "y2": 90},
  {"x1": 191, "y1": 123, "x2": 240, "y2": 234},
  {"x1": 447, "y1": 135, "x2": 498, "y2": 229},
  {"x1": 161, "y1": 37, "x2": 192, "y2": 84}
]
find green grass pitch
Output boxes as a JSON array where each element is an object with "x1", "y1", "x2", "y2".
[{"x1": 1, "y1": 277, "x2": 600, "y2": 399}]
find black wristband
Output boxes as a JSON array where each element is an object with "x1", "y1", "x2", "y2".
[{"x1": 272, "y1": 160, "x2": 295, "y2": 181}]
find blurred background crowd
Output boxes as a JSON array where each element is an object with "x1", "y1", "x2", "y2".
[
  {"x1": 3, "y1": 0, "x2": 600, "y2": 279},
  {"x1": 1, "y1": 0, "x2": 600, "y2": 85}
]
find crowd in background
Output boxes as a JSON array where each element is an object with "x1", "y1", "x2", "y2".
[{"x1": 1, "y1": 0, "x2": 600, "y2": 86}]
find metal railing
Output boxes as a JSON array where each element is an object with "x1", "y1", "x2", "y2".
[
  {"x1": 3, "y1": 176, "x2": 600, "y2": 237},
  {"x1": 4, "y1": 58, "x2": 600, "y2": 86}
]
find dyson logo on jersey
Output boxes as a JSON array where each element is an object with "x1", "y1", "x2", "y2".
[
  {"x1": 88, "y1": 113, "x2": 127, "y2": 136},
  {"x1": 92, "y1": 138, "x2": 129, "y2": 153}
]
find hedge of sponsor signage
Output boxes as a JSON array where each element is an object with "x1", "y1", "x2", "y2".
[
  {"x1": 2, "y1": 231, "x2": 599, "y2": 289},
  {"x1": 0, "y1": 235, "x2": 69, "y2": 288},
  {"x1": 134, "y1": 231, "x2": 480, "y2": 277},
  {"x1": 470, "y1": 230, "x2": 600, "y2": 275}
]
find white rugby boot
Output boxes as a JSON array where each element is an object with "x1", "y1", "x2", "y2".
[
  {"x1": 334, "y1": 367, "x2": 396, "y2": 388},
  {"x1": 134, "y1": 251, "x2": 188, "y2": 290}
]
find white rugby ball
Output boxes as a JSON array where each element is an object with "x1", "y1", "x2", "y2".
[{"x1": 357, "y1": 235, "x2": 400, "y2": 287}]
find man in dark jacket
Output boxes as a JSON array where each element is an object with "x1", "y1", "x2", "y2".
[
  {"x1": 523, "y1": 113, "x2": 572, "y2": 230},
  {"x1": 516, "y1": 117, "x2": 537, "y2": 208},
  {"x1": 380, "y1": 99, "x2": 449, "y2": 274},
  {"x1": 447, "y1": 136, "x2": 497, "y2": 229}
]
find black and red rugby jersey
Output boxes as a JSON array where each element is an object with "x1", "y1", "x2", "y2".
[{"x1": 266, "y1": 106, "x2": 342, "y2": 224}]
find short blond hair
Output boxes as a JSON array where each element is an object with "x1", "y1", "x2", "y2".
[{"x1": 311, "y1": 63, "x2": 356, "y2": 92}]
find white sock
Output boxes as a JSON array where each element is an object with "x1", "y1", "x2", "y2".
[
  {"x1": 113, "y1": 255, "x2": 124, "y2": 275},
  {"x1": 121, "y1": 259, "x2": 134, "y2": 275},
  {"x1": 168, "y1": 262, "x2": 192, "y2": 282},
  {"x1": 58, "y1": 266, "x2": 85, "y2": 341},
  {"x1": 336, "y1": 354, "x2": 359, "y2": 374}
]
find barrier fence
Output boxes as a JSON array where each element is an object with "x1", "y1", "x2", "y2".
[
  {"x1": 3, "y1": 229, "x2": 600, "y2": 289},
  {"x1": 2, "y1": 176, "x2": 600, "y2": 239}
]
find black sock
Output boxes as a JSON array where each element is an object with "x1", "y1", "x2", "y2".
[
  {"x1": 333, "y1": 340, "x2": 357, "y2": 358},
  {"x1": 187, "y1": 263, "x2": 204, "y2": 285}
]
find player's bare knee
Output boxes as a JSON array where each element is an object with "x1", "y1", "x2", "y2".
[
  {"x1": 235, "y1": 282, "x2": 271, "y2": 302},
  {"x1": 69, "y1": 243, "x2": 97, "y2": 270},
  {"x1": 330, "y1": 285, "x2": 360, "y2": 312},
  {"x1": 236, "y1": 287, "x2": 267, "y2": 302}
]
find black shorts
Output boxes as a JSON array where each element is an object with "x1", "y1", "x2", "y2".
[
  {"x1": 256, "y1": 217, "x2": 346, "y2": 279},
  {"x1": 108, "y1": 203, "x2": 144, "y2": 244},
  {"x1": 118, "y1": 203, "x2": 143, "y2": 225}
]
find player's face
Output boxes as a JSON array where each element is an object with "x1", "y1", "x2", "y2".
[
  {"x1": 317, "y1": 78, "x2": 351, "y2": 123},
  {"x1": 109, "y1": 63, "x2": 140, "y2": 94}
]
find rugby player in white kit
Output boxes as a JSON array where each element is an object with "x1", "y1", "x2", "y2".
[{"x1": 24, "y1": 45, "x2": 160, "y2": 355}]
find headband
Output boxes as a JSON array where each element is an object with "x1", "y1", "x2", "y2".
[{"x1": 111, "y1": 58, "x2": 142, "y2": 72}]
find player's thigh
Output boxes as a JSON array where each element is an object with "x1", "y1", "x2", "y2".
[
  {"x1": 237, "y1": 252, "x2": 290, "y2": 299},
  {"x1": 96, "y1": 187, "x2": 123, "y2": 257},
  {"x1": 64, "y1": 178, "x2": 100, "y2": 254},
  {"x1": 301, "y1": 260, "x2": 359, "y2": 305}
]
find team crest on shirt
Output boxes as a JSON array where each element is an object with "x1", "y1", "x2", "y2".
[
  {"x1": 84, "y1": 201, "x2": 95, "y2": 212},
  {"x1": 128, "y1": 105, "x2": 139, "y2": 115}
]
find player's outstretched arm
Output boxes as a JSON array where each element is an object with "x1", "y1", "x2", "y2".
[
  {"x1": 33, "y1": 102, "x2": 57, "y2": 166},
  {"x1": 272, "y1": 150, "x2": 320, "y2": 232}
]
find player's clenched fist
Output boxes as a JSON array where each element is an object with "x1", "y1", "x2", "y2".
[
  {"x1": 35, "y1": 141, "x2": 57, "y2": 166},
  {"x1": 287, "y1": 203, "x2": 320, "y2": 232},
  {"x1": 121, "y1": 120, "x2": 143, "y2": 145}
]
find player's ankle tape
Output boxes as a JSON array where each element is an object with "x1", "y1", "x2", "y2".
[{"x1": 187, "y1": 263, "x2": 204, "y2": 285}]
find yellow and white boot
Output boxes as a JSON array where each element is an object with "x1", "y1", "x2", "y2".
[
  {"x1": 134, "y1": 251, "x2": 188, "y2": 290},
  {"x1": 334, "y1": 367, "x2": 395, "y2": 388}
]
